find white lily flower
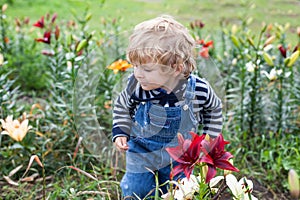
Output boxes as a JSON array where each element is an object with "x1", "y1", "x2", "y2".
[
  {"x1": 175, "y1": 175, "x2": 200, "y2": 199},
  {"x1": 261, "y1": 68, "x2": 283, "y2": 81},
  {"x1": 226, "y1": 174, "x2": 258, "y2": 200},
  {"x1": 285, "y1": 71, "x2": 292, "y2": 78},
  {"x1": 246, "y1": 62, "x2": 255, "y2": 72},
  {"x1": 163, "y1": 175, "x2": 200, "y2": 200}
]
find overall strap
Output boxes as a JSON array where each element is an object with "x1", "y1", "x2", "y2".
[{"x1": 184, "y1": 74, "x2": 196, "y2": 103}]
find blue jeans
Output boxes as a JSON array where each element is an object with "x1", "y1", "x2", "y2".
[{"x1": 120, "y1": 162, "x2": 184, "y2": 198}]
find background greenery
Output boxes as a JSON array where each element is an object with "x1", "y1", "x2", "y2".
[
  {"x1": 0, "y1": 0, "x2": 299, "y2": 199},
  {"x1": 2, "y1": 0, "x2": 300, "y2": 42}
]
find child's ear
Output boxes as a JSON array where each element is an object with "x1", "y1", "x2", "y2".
[{"x1": 173, "y1": 64, "x2": 183, "y2": 76}]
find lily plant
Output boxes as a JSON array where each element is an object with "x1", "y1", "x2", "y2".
[{"x1": 162, "y1": 132, "x2": 258, "y2": 199}]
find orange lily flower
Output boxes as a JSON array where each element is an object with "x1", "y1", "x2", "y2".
[
  {"x1": 107, "y1": 59, "x2": 132, "y2": 74},
  {"x1": 197, "y1": 39, "x2": 214, "y2": 58}
]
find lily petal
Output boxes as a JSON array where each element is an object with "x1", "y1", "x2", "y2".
[
  {"x1": 226, "y1": 174, "x2": 242, "y2": 197},
  {"x1": 215, "y1": 159, "x2": 239, "y2": 172},
  {"x1": 1, "y1": 131, "x2": 9, "y2": 135},
  {"x1": 205, "y1": 164, "x2": 217, "y2": 183},
  {"x1": 209, "y1": 175, "x2": 224, "y2": 188}
]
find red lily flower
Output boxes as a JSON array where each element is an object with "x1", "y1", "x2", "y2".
[
  {"x1": 35, "y1": 31, "x2": 51, "y2": 44},
  {"x1": 198, "y1": 39, "x2": 213, "y2": 48},
  {"x1": 166, "y1": 132, "x2": 205, "y2": 179},
  {"x1": 278, "y1": 45, "x2": 287, "y2": 58},
  {"x1": 197, "y1": 39, "x2": 214, "y2": 58},
  {"x1": 199, "y1": 47, "x2": 210, "y2": 58},
  {"x1": 33, "y1": 16, "x2": 45, "y2": 28},
  {"x1": 200, "y1": 134, "x2": 239, "y2": 183}
]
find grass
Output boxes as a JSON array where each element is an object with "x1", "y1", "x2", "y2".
[{"x1": 2, "y1": 0, "x2": 300, "y2": 42}]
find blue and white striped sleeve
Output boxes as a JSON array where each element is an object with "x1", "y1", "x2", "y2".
[
  {"x1": 195, "y1": 78, "x2": 223, "y2": 137},
  {"x1": 111, "y1": 74, "x2": 136, "y2": 142}
]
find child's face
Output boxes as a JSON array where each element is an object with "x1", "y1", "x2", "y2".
[{"x1": 133, "y1": 62, "x2": 179, "y2": 92}]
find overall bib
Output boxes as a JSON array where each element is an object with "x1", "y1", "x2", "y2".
[{"x1": 121, "y1": 75, "x2": 198, "y2": 198}]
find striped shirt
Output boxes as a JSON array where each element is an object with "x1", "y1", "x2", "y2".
[{"x1": 112, "y1": 74, "x2": 223, "y2": 141}]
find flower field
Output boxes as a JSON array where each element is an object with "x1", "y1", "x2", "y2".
[{"x1": 0, "y1": 1, "x2": 300, "y2": 199}]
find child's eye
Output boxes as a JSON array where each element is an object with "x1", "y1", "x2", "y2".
[
  {"x1": 143, "y1": 68, "x2": 152, "y2": 72},
  {"x1": 142, "y1": 65, "x2": 154, "y2": 72}
]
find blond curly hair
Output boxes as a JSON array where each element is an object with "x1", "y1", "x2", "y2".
[{"x1": 127, "y1": 15, "x2": 196, "y2": 78}]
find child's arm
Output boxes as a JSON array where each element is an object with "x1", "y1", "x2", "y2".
[
  {"x1": 112, "y1": 74, "x2": 137, "y2": 142},
  {"x1": 197, "y1": 79, "x2": 223, "y2": 138}
]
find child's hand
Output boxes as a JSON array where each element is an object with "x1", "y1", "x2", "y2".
[{"x1": 114, "y1": 136, "x2": 129, "y2": 151}]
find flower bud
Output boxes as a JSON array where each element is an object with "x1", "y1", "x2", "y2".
[
  {"x1": 263, "y1": 35, "x2": 276, "y2": 47},
  {"x1": 190, "y1": 22, "x2": 195, "y2": 30},
  {"x1": 2, "y1": 4, "x2": 8, "y2": 12},
  {"x1": 284, "y1": 58, "x2": 290, "y2": 66},
  {"x1": 55, "y1": 25, "x2": 60, "y2": 40},
  {"x1": 261, "y1": 23, "x2": 267, "y2": 33},
  {"x1": 288, "y1": 169, "x2": 299, "y2": 199},
  {"x1": 246, "y1": 17, "x2": 253, "y2": 25},
  {"x1": 66, "y1": 34, "x2": 72, "y2": 46},
  {"x1": 247, "y1": 37, "x2": 255, "y2": 48},
  {"x1": 278, "y1": 45, "x2": 287, "y2": 58},
  {"x1": 232, "y1": 58, "x2": 237, "y2": 66},
  {"x1": 287, "y1": 50, "x2": 299, "y2": 67},
  {"x1": 0, "y1": 53, "x2": 4, "y2": 66},
  {"x1": 231, "y1": 35, "x2": 240, "y2": 48},
  {"x1": 263, "y1": 52, "x2": 274, "y2": 66},
  {"x1": 284, "y1": 22, "x2": 290, "y2": 31},
  {"x1": 231, "y1": 24, "x2": 238, "y2": 35},
  {"x1": 51, "y1": 13, "x2": 57, "y2": 23},
  {"x1": 266, "y1": 23, "x2": 273, "y2": 32},
  {"x1": 85, "y1": 13, "x2": 92, "y2": 22},
  {"x1": 76, "y1": 39, "x2": 88, "y2": 52}
]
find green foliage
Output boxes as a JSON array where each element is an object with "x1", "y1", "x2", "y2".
[
  {"x1": 189, "y1": 16, "x2": 300, "y2": 198},
  {"x1": 0, "y1": 6, "x2": 49, "y2": 91},
  {"x1": 0, "y1": 2, "x2": 300, "y2": 199}
]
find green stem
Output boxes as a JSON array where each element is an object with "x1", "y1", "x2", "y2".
[
  {"x1": 277, "y1": 68, "x2": 283, "y2": 133},
  {"x1": 240, "y1": 59, "x2": 246, "y2": 132},
  {"x1": 249, "y1": 65, "x2": 258, "y2": 135},
  {"x1": 154, "y1": 171, "x2": 159, "y2": 200},
  {"x1": 276, "y1": 34, "x2": 286, "y2": 134},
  {"x1": 248, "y1": 28, "x2": 265, "y2": 136}
]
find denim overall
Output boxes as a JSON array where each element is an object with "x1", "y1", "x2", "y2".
[{"x1": 121, "y1": 75, "x2": 198, "y2": 198}]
